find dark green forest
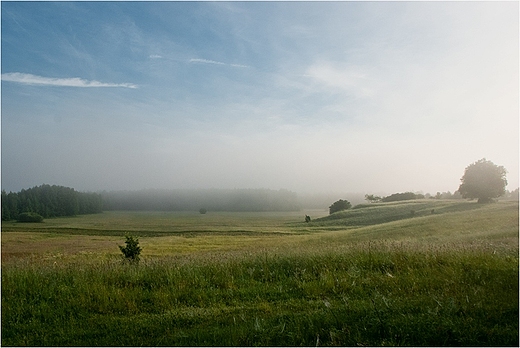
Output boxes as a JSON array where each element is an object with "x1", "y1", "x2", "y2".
[
  {"x1": 1, "y1": 184, "x2": 103, "y2": 221},
  {"x1": 1, "y1": 186, "x2": 301, "y2": 221}
]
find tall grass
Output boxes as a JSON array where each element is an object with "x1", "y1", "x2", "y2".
[
  {"x1": 2, "y1": 201, "x2": 517, "y2": 346},
  {"x1": 2, "y1": 243, "x2": 518, "y2": 346}
]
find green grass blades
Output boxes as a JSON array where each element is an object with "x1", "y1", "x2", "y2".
[
  {"x1": 1, "y1": 200, "x2": 518, "y2": 346},
  {"x1": 2, "y1": 247, "x2": 518, "y2": 346}
]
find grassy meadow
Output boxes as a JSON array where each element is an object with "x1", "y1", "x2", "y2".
[{"x1": 1, "y1": 200, "x2": 518, "y2": 346}]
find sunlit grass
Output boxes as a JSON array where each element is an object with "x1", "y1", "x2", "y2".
[
  {"x1": 1, "y1": 201, "x2": 518, "y2": 346},
  {"x1": 2, "y1": 243, "x2": 517, "y2": 346}
]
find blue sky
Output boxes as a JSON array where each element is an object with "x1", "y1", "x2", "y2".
[{"x1": 1, "y1": 1, "x2": 518, "y2": 195}]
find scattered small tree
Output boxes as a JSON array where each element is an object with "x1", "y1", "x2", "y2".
[
  {"x1": 119, "y1": 235, "x2": 142, "y2": 263},
  {"x1": 458, "y1": 158, "x2": 507, "y2": 203},
  {"x1": 364, "y1": 194, "x2": 381, "y2": 203},
  {"x1": 329, "y1": 199, "x2": 352, "y2": 215},
  {"x1": 199, "y1": 208, "x2": 207, "y2": 214}
]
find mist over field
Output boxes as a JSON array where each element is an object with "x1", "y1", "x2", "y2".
[
  {"x1": 1, "y1": 2, "x2": 518, "y2": 195},
  {"x1": 100, "y1": 189, "x2": 373, "y2": 212}
]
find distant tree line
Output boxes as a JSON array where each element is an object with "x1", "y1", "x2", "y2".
[
  {"x1": 101, "y1": 188, "x2": 301, "y2": 212},
  {"x1": 381, "y1": 192, "x2": 425, "y2": 202},
  {"x1": 365, "y1": 160, "x2": 515, "y2": 204},
  {"x1": 502, "y1": 188, "x2": 519, "y2": 201},
  {"x1": 1, "y1": 184, "x2": 103, "y2": 221},
  {"x1": 424, "y1": 191, "x2": 462, "y2": 200},
  {"x1": 365, "y1": 191, "x2": 466, "y2": 203}
]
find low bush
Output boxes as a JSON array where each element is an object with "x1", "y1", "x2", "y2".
[
  {"x1": 17, "y1": 212, "x2": 43, "y2": 223},
  {"x1": 329, "y1": 199, "x2": 352, "y2": 214}
]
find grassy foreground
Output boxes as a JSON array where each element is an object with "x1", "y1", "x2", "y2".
[{"x1": 1, "y1": 200, "x2": 518, "y2": 346}]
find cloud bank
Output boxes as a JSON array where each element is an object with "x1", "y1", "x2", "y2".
[{"x1": 1, "y1": 72, "x2": 137, "y2": 88}]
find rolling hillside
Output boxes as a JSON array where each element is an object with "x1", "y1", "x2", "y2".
[{"x1": 311, "y1": 199, "x2": 513, "y2": 226}]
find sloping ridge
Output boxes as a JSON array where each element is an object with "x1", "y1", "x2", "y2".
[{"x1": 312, "y1": 200, "x2": 491, "y2": 227}]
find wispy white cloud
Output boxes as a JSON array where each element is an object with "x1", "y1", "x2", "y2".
[
  {"x1": 190, "y1": 58, "x2": 226, "y2": 65},
  {"x1": 189, "y1": 58, "x2": 249, "y2": 68},
  {"x1": 230, "y1": 63, "x2": 249, "y2": 68},
  {"x1": 149, "y1": 54, "x2": 163, "y2": 59},
  {"x1": 1, "y1": 72, "x2": 138, "y2": 88}
]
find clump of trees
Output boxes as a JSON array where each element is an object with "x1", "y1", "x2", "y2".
[
  {"x1": 17, "y1": 212, "x2": 44, "y2": 223},
  {"x1": 426, "y1": 191, "x2": 463, "y2": 200},
  {"x1": 1, "y1": 184, "x2": 103, "y2": 221},
  {"x1": 381, "y1": 192, "x2": 424, "y2": 202},
  {"x1": 502, "y1": 188, "x2": 519, "y2": 201},
  {"x1": 365, "y1": 194, "x2": 382, "y2": 203},
  {"x1": 458, "y1": 158, "x2": 508, "y2": 203},
  {"x1": 329, "y1": 199, "x2": 352, "y2": 214},
  {"x1": 364, "y1": 159, "x2": 510, "y2": 205}
]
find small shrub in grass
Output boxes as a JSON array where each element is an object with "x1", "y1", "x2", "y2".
[
  {"x1": 119, "y1": 236, "x2": 142, "y2": 263},
  {"x1": 17, "y1": 212, "x2": 44, "y2": 222},
  {"x1": 1, "y1": 247, "x2": 518, "y2": 346}
]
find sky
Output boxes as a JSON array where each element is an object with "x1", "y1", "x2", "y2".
[{"x1": 1, "y1": 1, "x2": 518, "y2": 195}]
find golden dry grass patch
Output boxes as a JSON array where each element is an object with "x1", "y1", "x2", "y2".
[{"x1": 1, "y1": 232, "x2": 121, "y2": 262}]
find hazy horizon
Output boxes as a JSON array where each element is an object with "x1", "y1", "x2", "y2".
[{"x1": 2, "y1": 2, "x2": 518, "y2": 195}]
